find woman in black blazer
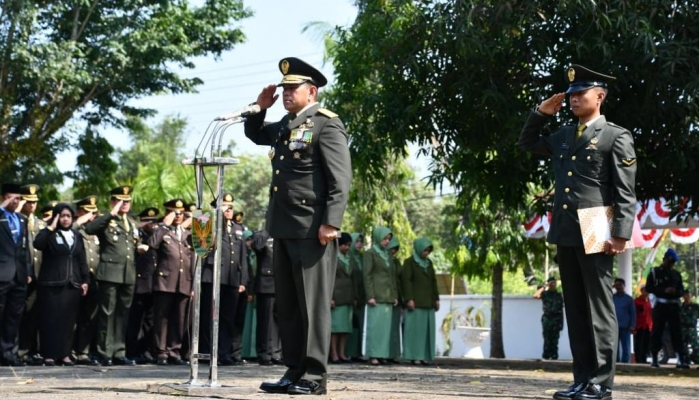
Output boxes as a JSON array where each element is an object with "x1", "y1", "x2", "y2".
[{"x1": 33, "y1": 203, "x2": 88, "y2": 366}]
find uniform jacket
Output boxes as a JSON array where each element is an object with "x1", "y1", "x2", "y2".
[
  {"x1": 77, "y1": 224, "x2": 100, "y2": 277},
  {"x1": 26, "y1": 214, "x2": 44, "y2": 279},
  {"x1": 244, "y1": 103, "x2": 352, "y2": 238},
  {"x1": 251, "y1": 230, "x2": 275, "y2": 295},
  {"x1": 401, "y1": 257, "x2": 439, "y2": 309},
  {"x1": 333, "y1": 256, "x2": 354, "y2": 306},
  {"x1": 518, "y1": 112, "x2": 637, "y2": 246},
  {"x1": 203, "y1": 221, "x2": 249, "y2": 288},
  {"x1": 135, "y1": 230, "x2": 157, "y2": 294},
  {"x1": 645, "y1": 266, "x2": 684, "y2": 300},
  {"x1": 32, "y1": 228, "x2": 88, "y2": 287},
  {"x1": 84, "y1": 213, "x2": 139, "y2": 284},
  {"x1": 0, "y1": 211, "x2": 31, "y2": 283},
  {"x1": 148, "y1": 225, "x2": 194, "y2": 296},
  {"x1": 363, "y1": 248, "x2": 398, "y2": 304}
]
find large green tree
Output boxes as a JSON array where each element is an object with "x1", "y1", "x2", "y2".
[
  {"x1": 0, "y1": 0, "x2": 252, "y2": 187},
  {"x1": 332, "y1": 0, "x2": 699, "y2": 213}
]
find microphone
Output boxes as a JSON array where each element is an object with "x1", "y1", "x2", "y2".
[{"x1": 214, "y1": 104, "x2": 262, "y2": 121}]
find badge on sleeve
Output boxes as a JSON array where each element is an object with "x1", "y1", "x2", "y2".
[{"x1": 621, "y1": 158, "x2": 637, "y2": 166}]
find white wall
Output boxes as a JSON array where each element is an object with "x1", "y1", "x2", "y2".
[{"x1": 436, "y1": 294, "x2": 572, "y2": 360}]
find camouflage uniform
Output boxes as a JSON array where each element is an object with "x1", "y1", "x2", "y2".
[
  {"x1": 541, "y1": 290, "x2": 564, "y2": 360},
  {"x1": 680, "y1": 302, "x2": 699, "y2": 364}
]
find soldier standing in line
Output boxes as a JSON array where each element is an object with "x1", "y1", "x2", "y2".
[
  {"x1": 679, "y1": 292, "x2": 699, "y2": 366},
  {"x1": 199, "y1": 193, "x2": 248, "y2": 366},
  {"x1": 248, "y1": 229, "x2": 282, "y2": 366},
  {"x1": 241, "y1": 230, "x2": 257, "y2": 361},
  {"x1": 346, "y1": 233, "x2": 365, "y2": 361},
  {"x1": 84, "y1": 185, "x2": 140, "y2": 366},
  {"x1": 646, "y1": 248, "x2": 689, "y2": 369},
  {"x1": 17, "y1": 184, "x2": 44, "y2": 365},
  {"x1": 149, "y1": 199, "x2": 193, "y2": 366},
  {"x1": 534, "y1": 277, "x2": 564, "y2": 360},
  {"x1": 72, "y1": 196, "x2": 101, "y2": 365},
  {"x1": 125, "y1": 207, "x2": 159, "y2": 364}
]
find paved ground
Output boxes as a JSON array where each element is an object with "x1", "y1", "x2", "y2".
[{"x1": 0, "y1": 358, "x2": 697, "y2": 399}]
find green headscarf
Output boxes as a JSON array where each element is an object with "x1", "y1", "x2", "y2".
[
  {"x1": 349, "y1": 232, "x2": 364, "y2": 270},
  {"x1": 412, "y1": 237, "x2": 433, "y2": 269},
  {"x1": 243, "y1": 230, "x2": 254, "y2": 240},
  {"x1": 387, "y1": 237, "x2": 400, "y2": 252},
  {"x1": 371, "y1": 226, "x2": 392, "y2": 268}
]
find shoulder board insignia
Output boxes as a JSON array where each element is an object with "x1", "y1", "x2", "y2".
[
  {"x1": 317, "y1": 108, "x2": 338, "y2": 119},
  {"x1": 621, "y1": 158, "x2": 637, "y2": 166}
]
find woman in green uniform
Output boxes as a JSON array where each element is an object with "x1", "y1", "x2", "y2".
[
  {"x1": 401, "y1": 238, "x2": 439, "y2": 365},
  {"x1": 345, "y1": 233, "x2": 365, "y2": 361},
  {"x1": 363, "y1": 226, "x2": 398, "y2": 366},
  {"x1": 330, "y1": 233, "x2": 354, "y2": 363}
]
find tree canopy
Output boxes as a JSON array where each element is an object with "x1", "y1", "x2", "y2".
[
  {"x1": 331, "y1": 0, "x2": 699, "y2": 216},
  {"x1": 0, "y1": 0, "x2": 251, "y2": 186}
]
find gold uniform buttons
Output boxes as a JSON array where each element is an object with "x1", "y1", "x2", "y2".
[
  {"x1": 567, "y1": 171, "x2": 573, "y2": 177},
  {"x1": 564, "y1": 188, "x2": 570, "y2": 193},
  {"x1": 137, "y1": 274, "x2": 142, "y2": 278},
  {"x1": 587, "y1": 155, "x2": 591, "y2": 160},
  {"x1": 159, "y1": 272, "x2": 164, "y2": 276},
  {"x1": 275, "y1": 170, "x2": 280, "y2": 175},
  {"x1": 571, "y1": 156, "x2": 576, "y2": 160},
  {"x1": 302, "y1": 199, "x2": 306, "y2": 204},
  {"x1": 179, "y1": 268, "x2": 183, "y2": 272},
  {"x1": 280, "y1": 155, "x2": 285, "y2": 160},
  {"x1": 274, "y1": 186, "x2": 278, "y2": 192},
  {"x1": 563, "y1": 204, "x2": 568, "y2": 210},
  {"x1": 284, "y1": 141, "x2": 288, "y2": 145}
]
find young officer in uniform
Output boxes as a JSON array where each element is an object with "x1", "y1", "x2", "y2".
[
  {"x1": 149, "y1": 199, "x2": 193, "y2": 365},
  {"x1": 84, "y1": 185, "x2": 140, "y2": 366},
  {"x1": 518, "y1": 65, "x2": 637, "y2": 400},
  {"x1": 249, "y1": 230, "x2": 282, "y2": 365},
  {"x1": 245, "y1": 57, "x2": 352, "y2": 395},
  {"x1": 73, "y1": 196, "x2": 101, "y2": 365}
]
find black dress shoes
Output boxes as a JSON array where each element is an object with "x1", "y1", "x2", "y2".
[
  {"x1": 271, "y1": 358, "x2": 284, "y2": 365},
  {"x1": 553, "y1": 382, "x2": 585, "y2": 399},
  {"x1": 76, "y1": 356, "x2": 100, "y2": 366},
  {"x1": 258, "y1": 359, "x2": 273, "y2": 366},
  {"x1": 169, "y1": 358, "x2": 189, "y2": 366},
  {"x1": 260, "y1": 377, "x2": 296, "y2": 394},
  {"x1": 2, "y1": 357, "x2": 27, "y2": 367},
  {"x1": 156, "y1": 358, "x2": 168, "y2": 366},
  {"x1": 112, "y1": 357, "x2": 136, "y2": 366},
  {"x1": 574, "y1": 383, "x2": 612, "y2": 400},
  {"x1": 287, "y1": 379, "x2": 327, "y2": 395},
  {"x1": 100, "y1": 358, "x2": 113, "y2": 366}
]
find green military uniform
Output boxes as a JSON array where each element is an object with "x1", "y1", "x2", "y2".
[
  {"x1": 241, "y1": 230, "x2": 257, "y2": 359},
  {"x1": 84, "y1": 186, "x2": 140, "y2": 364},
  {"x1": 541, "y1": 288, "x2": 564, "y2": 360},
  {"x1": 401, "y1": 238, "x2": 439, "y2": 362},
  {"x1": 331, "y1": 247, "x2": 354, "y2": 334},
  {"x1": 363, "y1": 227, "x2": 398, "y2": 360},
  {"x1": 244, "y1": 57, "x2": 352, "y2": 390},
  {"x1": 518, "y1": 65, "x2": 637, "y2": 391},
  {"x1": 346, "y1": 233, "x2": 365, "y2": 359},
  {"x1": 680, "y1": 300, "x2": 699, "y2": 364},
  {"x1": 73, "y1": 196, "x2": 101, "y2": 364}
]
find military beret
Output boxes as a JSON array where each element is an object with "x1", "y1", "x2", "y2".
[
  {"x1": 110, "y1": 185, "x2": 133, "y2": 201},
  {"x1": 278, "y1": 57, "x2": 327, "y2": 88},
  {"x1": 565, "y1": 64, "x2": 615, "y2": 95},
  {"x1": 20, "y1": 184, "x2": 40, "y2": 202},
  {"x1": 1, "y1": 183, "x2": 21, "y2": 195},
  {"x1": 75, "y1": 195, "x2": 99, "y2": 213},
  {"x1": 163, "y1": 198, "x2": 186, "y2": 212},
  {"x1": 139, "y1": 207, "x2": 160, "y2": 221}
]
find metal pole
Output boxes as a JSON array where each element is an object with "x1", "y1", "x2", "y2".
[
  {"x1": 186, "y1": 255, "x2": 203, "y2": 385},
  {"x1": 207, "y1": 163, "x2": 226, "y2": 387}
]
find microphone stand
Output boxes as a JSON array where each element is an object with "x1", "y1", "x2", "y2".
[{"x1": 149, "y1": 117, "x2": 244, "y2": 395}]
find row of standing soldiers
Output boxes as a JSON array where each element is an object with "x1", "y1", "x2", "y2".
[{"x1": 3, "y1": 183, "x2": 280, "y2": 367}]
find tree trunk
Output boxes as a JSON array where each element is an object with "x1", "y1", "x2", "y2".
[{"x1": 489, "y1": 261, "x2": 505, "y2": 358}]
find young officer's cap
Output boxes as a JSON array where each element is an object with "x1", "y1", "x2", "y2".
[{"x1": 565, "y1": 64, "x2": 616, "y2": 94}]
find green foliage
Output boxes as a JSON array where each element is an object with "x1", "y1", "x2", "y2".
[
  {"x1": 0, "y1": 0, "x2": 252, "y2": 186},
  {"x1": 466, "y1": 269, "x2": 535, "y2": 295},
  {"x1": 332, "y1": 0, "x2": 699, "y2": 217},
  {"x1": 70, "y1": 127, "x2": 119, "y2": 203}
]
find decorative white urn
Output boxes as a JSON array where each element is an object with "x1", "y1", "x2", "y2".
[{"x1": 456, "y1": 326, "x2": 491, "y2": 358}]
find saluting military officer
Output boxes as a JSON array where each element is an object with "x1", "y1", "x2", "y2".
[
  {"x1": 518, "y1": 65, "x2": 637, "y2": 400},
  {"x1": 148, "y1": 199, "x2": 193, "y2": 365},
  {"x1": 125, "y1": 207, "x2": 159, "y2": 364},
  {"x1": 84, "y1": 186, "x2": 141, "y2": 366},
  {"x1": 199, "y1": 193, "x2": 249, "y2": 365},
  {"x1": 17, "y1": 184, "x2": 44, "y2": 365},
  {"x1": 72, "y1": 195, "x2": 101, "y2": 365},
  {"x1": 245, "y1": 57, "x2": 352, "y2": 395}
]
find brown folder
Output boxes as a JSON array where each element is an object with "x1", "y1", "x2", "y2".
[{"x1": 577, "y1": 206, "x2": 633, "y2": 254}]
